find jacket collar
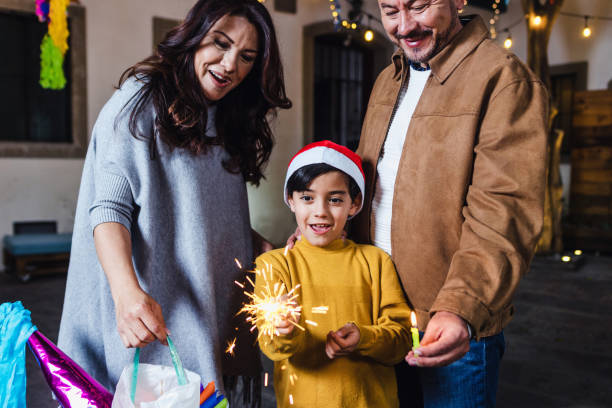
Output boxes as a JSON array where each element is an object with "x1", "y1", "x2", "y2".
[{"x1": 392, "y1": 15, "x2": 489, "y2": 83}]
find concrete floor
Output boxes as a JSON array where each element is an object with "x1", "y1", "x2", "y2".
[{"x1": 1, "y1": 254, "x2": 611, "y2": 407}]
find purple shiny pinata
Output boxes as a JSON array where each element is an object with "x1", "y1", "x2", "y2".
[{"x1": 28, "y1": 330, "x2": 114, "y2": 408}]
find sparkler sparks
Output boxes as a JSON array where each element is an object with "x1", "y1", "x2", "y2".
[
  {"x1": 238, "y1": 262, "x2": 303, "y2": 341},
  {"x1": 305, "y1": 320, "x2": 318, "y2": 327},
  {"x1": 225, "y1": 338, "x2": 236, "y2": 356},
  {"x1": 311, "y1": 306, "x2": 329, "y2": 314},
  {"x1": 234, "y1": 258, "x2": 243, "y2": 269},
  {"x1": 264, "y1": 372, "x2": 269, "y2": 387}
]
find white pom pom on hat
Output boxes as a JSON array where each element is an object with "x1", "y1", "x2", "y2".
[{"x1": 284, "y1": 140, "x2": 365, "y2": 215}]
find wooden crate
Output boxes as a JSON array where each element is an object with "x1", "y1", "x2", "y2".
[{"x1": 567, "y1": 90, "x2": 612, "y2": 252}]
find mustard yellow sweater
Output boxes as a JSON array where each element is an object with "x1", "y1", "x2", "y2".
[{"x1": 254, "y1": 238, "x2": 413, "y2": 408}]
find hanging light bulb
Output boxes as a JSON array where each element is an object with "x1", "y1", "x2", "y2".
[
  {"x1": 532, "y1": 15, "x2": 542, "y2": 27},
  {"x1": 364, "y1": 29, "x2": 374, "y2": 42},
  {"x1": 503, "y1": 31, "x2": 513, "y2": 49},
  {"x1": 582, "y1": 16, "x2": 592, "y2": 37}
]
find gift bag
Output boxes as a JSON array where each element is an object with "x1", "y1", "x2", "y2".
[{"x1": 112, "y1": 337, "x2": 201, "y2": 408}]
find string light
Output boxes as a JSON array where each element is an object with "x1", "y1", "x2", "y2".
[
  {"x1": 532, "y1": 15, "x2": 542, "y2": 27},
  {"x1": 327, "y1": 1, "x2": 384, "y2": 44},
  {"x1": 494, "y1": 10, "x2": 612, "y2": 49},
  {"x1": 503, "y1": 31, "x2": 512, "y2": 49},
  {"x1": 582, "y1": 16, "x2": 592, "y2": 38}
]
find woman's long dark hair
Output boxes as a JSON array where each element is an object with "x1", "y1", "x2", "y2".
[{"x1": 118, "y1": 0, "x2": 291, "y2": 185}]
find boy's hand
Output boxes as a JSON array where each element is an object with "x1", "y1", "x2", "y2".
[
  {"x1": 325, "y1": 323, "x2": 360, "y2": 359},
  {"x1": 274, "y1": 294, "x2": 301, "y2": 336},
  {"x1": 275, "y1": 314, "x2": 298, "y2": 336}
]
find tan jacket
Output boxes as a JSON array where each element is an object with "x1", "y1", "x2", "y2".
[{"x1": 353, "y1": 16, "x2": 548, "y2": 339}]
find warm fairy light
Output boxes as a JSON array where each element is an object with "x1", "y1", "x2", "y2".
[
  {"x1": 574, "y1": 250, "x2": 583, "y2": 255},
  {"x1": 351, "y1": 22, "x2": 357, "y2": 29},
  {"x1": 330, "y1": 4, "x2": 335, "y2": 10},
  {"x1": 503, "y1": 34, "x2": 513, "y2": 49},
  {"x1": 364, "y1": 29, "x2": 374, "y2": 42},
  {"x1": 238, "y1": 263, "x2": 303, "y2": 341},
  {"x1": 234, "y1": 258, "x2": 242, "y2": 269},
  {"x1": 225, "y1": 338, "x2": 236, "y2": 356},
  {"x1": 489, "y1": 18, "x2": 495, "y2": 25},
  {"x1": 342, "y1": 20, "x2": 349, "y2": 27},
  {"x1": 332, "y1": 11, "x2": 338, "y2": 17},
  {"x1": 532, "y1": 15, "x2": 542, "y2": 27},
  {"x1": 561, "y1": 256, "x2": 571, "y2": 262}
]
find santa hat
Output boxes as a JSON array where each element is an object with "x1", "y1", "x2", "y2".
[{"x1": 284, "y1": 140, "x2": 365, "y2": 215}]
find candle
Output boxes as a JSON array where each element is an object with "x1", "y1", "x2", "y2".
[{"x1": 410, "y1": 311, "x2": 420, "y2": 350}]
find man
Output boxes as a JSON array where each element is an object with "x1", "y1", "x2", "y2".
[{"x1": 351, "y1": 0, "x2": 548, "y2": 406}]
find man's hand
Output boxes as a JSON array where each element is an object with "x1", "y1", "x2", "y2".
[
  {"x1": 405, "y1": 311, "x2": 470, "y2": 367},
  {"x1": 114, "y1": 286, "x2": 168, "y2": 348},
  {"x1": 325, "y1": 323, "x2": 360, "y2": 359},
  {"x1": 285, "y1": 227, "x2": 301, "y2": 250}
]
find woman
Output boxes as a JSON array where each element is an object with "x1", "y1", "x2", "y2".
[{"x1": 57, "y1": 0, "x2": 290, "y2": 405}]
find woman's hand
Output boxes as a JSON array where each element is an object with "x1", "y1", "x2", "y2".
[
  {"x1": 114, "y1": 286, "x2": 169, "y2": 348},
  {"x1": 252, "y1": 229, "x2": 274, "y2": 257},
  {"x1": 325, "y1": 323, "x2": 360, "y2": 359},
  {"x1": 93, "y1": 222, "x2": 169, "y2": 348}
]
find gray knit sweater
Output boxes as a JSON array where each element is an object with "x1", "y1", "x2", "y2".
[{"x1": 57, "y1": 77, "x2": 260, "y2": 400}]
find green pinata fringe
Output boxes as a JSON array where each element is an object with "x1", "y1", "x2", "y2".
[{"x1": 40, "y1": 33, "x2": 66, "y2": 90}]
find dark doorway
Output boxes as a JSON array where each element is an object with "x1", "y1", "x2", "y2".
[
  {"x1": 550, "y1": 62, "x2": 587, "y2": 156},
  {"x1": 313, "y1": 34, "x2": 375, "y2": 151}
]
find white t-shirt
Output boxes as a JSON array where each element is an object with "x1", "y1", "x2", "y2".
[{"x1": 371, "y1": 65, "x2": 431, "y2": 255}]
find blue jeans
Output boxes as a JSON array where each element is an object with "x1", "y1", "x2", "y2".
[{"x1": 396, "y1": 332, "x2": 506, "y2": 408}]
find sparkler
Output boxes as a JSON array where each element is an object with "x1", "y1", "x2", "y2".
[{"x1": 238, "y1": 262, "x2": 304, "y2": 341}]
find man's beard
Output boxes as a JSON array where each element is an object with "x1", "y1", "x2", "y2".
[{"x1": 396, "y1": 4, "x2": 460, "y2": 63}]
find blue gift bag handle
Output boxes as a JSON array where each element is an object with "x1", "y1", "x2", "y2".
[{"x1": 130, "y1": 335, "x2": 188, "y2": 403}]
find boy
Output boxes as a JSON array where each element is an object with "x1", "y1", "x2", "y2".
[{"x1": 254, "y1": 141, "x2": 413, "y2": 408}]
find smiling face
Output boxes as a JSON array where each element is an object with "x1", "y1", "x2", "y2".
[
  {"x1": 288, "y1": 171, "x2": 361, "y2": 247},
  {"x1": 193, "y1": 14, "x2": 259, "y2": 102},
  {"x1": 379, "y1": 0, "x2": 463, "y2": 65}
]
